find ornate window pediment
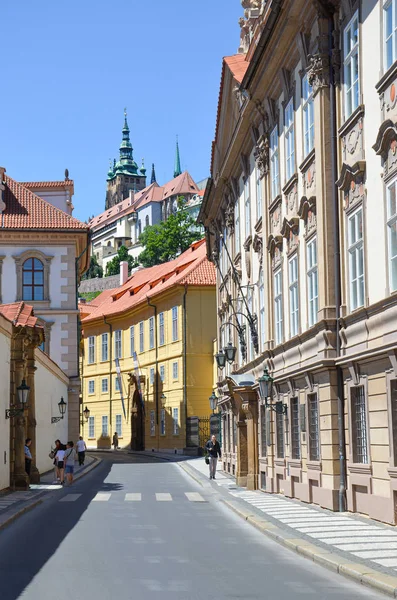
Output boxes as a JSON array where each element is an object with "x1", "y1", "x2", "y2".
[
  {"x1": 373, "y1": 120, "x2": 397, "y2": 181},
  {"x1": 13, "y1": 249, "x2": 53, "y2": 304},
  {"x1": 254, "y1": 133, "x2": 269, "y2": 178},
  {"x1": 252, "y1": 233, "x2": 263, "y2": 265},
  {"x1": 298, "y1": 196, "x2": 317, "y2": 238},
  {"x1": 336, "y1": 161, "x2": 366, "y2": 212},
  {"x1": 267, "y1": 234, "x2": 283, "y2": 269},
  {"x1": 281, "y1": 217, "x2": 299, "y2": 255}
]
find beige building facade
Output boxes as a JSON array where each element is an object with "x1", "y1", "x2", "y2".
[{"x1": 200, "y1": 0, "x2": 397, "y2": 523}]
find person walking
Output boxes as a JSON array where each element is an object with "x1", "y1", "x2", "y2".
[
  {"x1": 112, "y1": 432, "x2": 119, "y2": 451},
  {"x1": 76, "y1": 436, "x2": 87, "y2": 466},
  {"x1": 205, "y1": 434, "x2": 222, "y2": 480},
  {"x1": 24, "y1": 438, "x2": 32, "y2": 477},
  {"x1": 50, "y1": 439, "x2": 65, "y2": 484},
  {"x1": 64, "y1": 441, "x2": 76, "y2": 485},
  {"x1": 55, "y1": 444, "x2": 66, "y2": 485}
]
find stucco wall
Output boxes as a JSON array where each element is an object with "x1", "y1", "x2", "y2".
[
  {"x1": 0, "y1": 319, "x2": 11, "y2": 490},
  {"x1": 35, "y1": 351, "x2": 69, "y2": 475}
]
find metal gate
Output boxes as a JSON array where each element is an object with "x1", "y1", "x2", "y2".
[{"x1": 197, "y1": 414, "x2": 222, "y2": 449}]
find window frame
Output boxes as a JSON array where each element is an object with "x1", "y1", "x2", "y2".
[
  {"x1": 139, "y1": 321, "x2": 144, "y2": 352},
  {"x1": 302, "y1": 74, "x2": 314, "y2": 156},
  {"x1": 256, "y1": 164, "x2": 263, "y2": 221},
  {"x1": 130, "y1": 326, "x2": 135, "y2": 356},
  {"x1": 102, "y1": 415, "x2": 108, "y2": 437},
  {"x1": 284, "y1": 98, "x2": 295, "y2": 182},
  {"x1": 259, "y1": 269, "x2": 265, "y2": 350},
  {"x1": 160, "y1": 365, "x2": 165, "y2": 383},
  {"x1": 88, "y1": 416, "x2": 95, "y2": 438},
  {"x1": 350, "y1": 384, "x2": 369, "y2": 464},
  {"x1": 307, "y1": 237, "x2": 319, "y2": 327},
  {"x1": 150, "y1": 410, "x2": 155, "y2": 436},
  {"x1": 244, "y1": 176, "x2": 251, "y2": 239},
  {"x1": 343, "y1": 11, "x2": 360, "y2": 118},
  {"x1": 235, "y1": 197, "x2": 241, "y2": 254},
  {"x1": 387, "y1": 178, "x2": 397, "y2": 293},
  {"x1": 307, "y1": 392, "x2": 320, "y2": 462},
  {"x1": 274, "y1": 269, "x2": 283, "y2": 345},
  {"x1": 160, "y1": 408, "x2": 166, "y2": 435},
  {"x1": 149, "y1": 316, "x2": 155, "y2": 349},
  {"x1": 172, "y1": 361, "x2": 178, "y2": 380},
  {"x1": 159, "y1": 312, "x2": 165, "y2": 346},
  {"x1": 276, "y1": 410, "x2": 284, "y2": 459},
  {"x1": 88, "y1": 336, "x2": 95, "y2": 364},
  {"x1": 22, "y1": 257, "x2": 45, "y2": 301},
  {"x1": 347, "y1": 207, "x2": 365, "y2": 311},
  {"x1": 101, "y1": 333, "x2": 108, "y2": 362},
  {"x1": 101, "y1": 378, "x2": 108, "y2": 393},
  {"x1": 172, "y1": 306, "x2": 178, "y2": 341},
  {"x1": 114, "y1": 329, "x2": 122, "y2": 360},
  {"x1": 115, "y1": 376, "x2": 121, "y2": 393},
  {"x1": 290, "y1": 397, "x2": 301, "y2": 460},
  {"x1": 173, "y1": 407, "x2": 179, "y2": 435},
  {"x1": 384, "y1": 0, "x2": 397, "y2": 72},
  {"x1": 115, "y1": 414, "x2": 122, "y2": 437},
  {"x1": 270, "y1": 125, "x2": 280, "y2": 200},
  {"x1": 288, "y1": 254, "x2": 299, "y2": 338},
  {"x1": 88, "y1": 379, "x2": 95, "y2": 394}
]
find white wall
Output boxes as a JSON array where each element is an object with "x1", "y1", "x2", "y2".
[
  {"x1": 0, "y1": 327, "x2": 11, "y2": 490},
  {"x1": 35, "y1": 352, "x2": 69, "y2": 475}
]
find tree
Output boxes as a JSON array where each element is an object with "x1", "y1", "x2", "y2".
[
  {"x1": 83, "y1": 255, "x2": 103, "y2": 280},
  {"x1": 105, "y1": 245, "x2": 138, "y2": 276},
  {"x1": 138, "y1": 199, "x2": 202, "y2": 267}
]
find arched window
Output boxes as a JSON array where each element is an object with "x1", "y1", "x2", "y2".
[
  {"x1": 22, "y1": 258, "x2": 44, "y2": 301},
  {"x1": 145, "y1": 215, "x2": 150, "y2": 228}
]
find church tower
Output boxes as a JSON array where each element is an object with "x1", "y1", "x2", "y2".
[{"x1": 105, "y1": 111, "x2": 147, "y2": 209}]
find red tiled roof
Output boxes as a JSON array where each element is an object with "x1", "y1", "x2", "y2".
[
  {"x1": 20, "y1": 180, "x2": 74, "y2": 189},
  {"x1": 3, "y1": 176, "x2": 88, "y2": 230},
  {"x1": 81, "y1": 239, "x2": 216, "y2": 324},
  {"x1": 212, "y1": 54, "x2": 249, "y2": 174},
  {"x1": 0, "y1": 302, "x2": 39, "y2": 328}
]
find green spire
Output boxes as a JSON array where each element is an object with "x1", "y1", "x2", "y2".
[
  {"x1": 108, "y1": 109, "x2": 140, "y2": 179},
  {"x1": 151, "y1": 163, "x2": 157, "y2": 184},
  {"x1": 174, "y1": 136, "x2": 182, "y2": 178},
  {"x1": 140, "y1": 158, "x2": 146, "y2": 176}
]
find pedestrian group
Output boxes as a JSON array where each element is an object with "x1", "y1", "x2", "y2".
[{"x1": 47, "y1": 436, "x2": 87, "y2": 485}]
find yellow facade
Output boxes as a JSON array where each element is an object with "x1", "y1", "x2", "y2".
[{"x1": 81, "y1": 285, "x2": 216, "y2": 452}]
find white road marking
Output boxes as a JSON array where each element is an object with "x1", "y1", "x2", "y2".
[
  {"x1": 185, "y1": 492, "x2": 205, "y2": 502},
  {"x1": 125, "y1": 493, "x2": 142, "y2": 501},
  {"x1": 92, "y1": 493, "x2": 111, "y2": 502},
  {"x1": 353, "y1": 550, "x2": 397, "y2": 559},
  {"x1": 306, "y1": 530, "x2": 397, "y2": 539},
  {"x1": 335, "y1": 542, "x2": 397, "y2": 551},
  {"x1": 373, "y1": 558, "x2": 397, "y2": 567},
  {"x1": 155, "y1": 493, "x2": 172, "y2": 501},
  {"x1": 297, "y1": 525, "x2": 377, "y2": 533},
  {"x1": 59, "y1": 494, "x2": 81, "y2": 502}
]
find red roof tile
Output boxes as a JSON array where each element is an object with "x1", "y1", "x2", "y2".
[
  {"x1": 20, "y1": 180, "x2": 74, "y2": 189},
  {"x1": 3, "y1": 176, "x2": 88, "y2": 230},
  {"x1": 0, "y1": 302, "x2": 39, "y2": 328},
  {"x1": 81, "y1": 239, "x2": 216, "y2": 324}
]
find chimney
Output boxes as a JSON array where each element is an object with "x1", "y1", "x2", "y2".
[
  {"x1": 120, "y1": 261, "x2": 129, "y2": 285},
  {"x1": 129, "y1": 189, "x2": 135, "y2": 205}
]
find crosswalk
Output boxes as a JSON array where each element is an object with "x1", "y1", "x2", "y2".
[
  {"x1": 59, "y1": 491, "x2": 206, "y2": 503},
  {"x1": 230, "y1": 490, "x2": 397, "y2": 570}
]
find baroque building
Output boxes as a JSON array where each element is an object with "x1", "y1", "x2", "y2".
[{"x1": 200, "y1": 0, "x2": 397, "y2": 524}]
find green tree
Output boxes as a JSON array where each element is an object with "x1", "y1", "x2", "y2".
[
  {"x1": 105, "y1": 245, "x2": 138, "y2": 276},
  {"x1": 83, "y1": 255, "x2": 103, "y2": 280},
  {"x1": 138, "y1": 199, "x2": 202, "y2": 267}
]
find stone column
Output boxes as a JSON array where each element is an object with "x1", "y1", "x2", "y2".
[
  {"x1": 244, "y1": 397, "x2": 259, "y2": 491},
  {"x1": 26, "y1": 357, "x2": 40, "y2": 484},
  {"x1": 12, "y1": 358, "x2": 29, "y2": 490},
  {"x1": 236, "y1": 419, "x2": 248, "y2": 487}
]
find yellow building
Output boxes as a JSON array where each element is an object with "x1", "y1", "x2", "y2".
[{"x1": 79, "y1": 239, "x2": 216, "y2": 452}]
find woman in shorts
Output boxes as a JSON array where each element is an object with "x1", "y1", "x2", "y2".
[
  {"x1": 64, "y1": 441, "x2": 76, "y2": 485},
  {"x1": 55, "y1": 445, "x2": 65, "y2": 485}
]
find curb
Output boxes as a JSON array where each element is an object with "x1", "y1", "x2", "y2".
[
  {"x1": 74, "y1": 456, "x2": 101, "y2": 481},
  {"x1": 178, "y1": 462, "x2": 205, "y2": 487},
  {"x1": 0, "y1": 498, "x2": 43, "y2": 532},
  {"x1": 223, "y1": 499, "x2": 397, "y2": 598}
]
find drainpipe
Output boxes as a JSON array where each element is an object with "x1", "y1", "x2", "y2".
[
  {"x1": 103, "y1": 316, "x2": 113, "y2": 429},
  {"x1": 183, "y1": 284, "x2": 188, "y2": 449},
  {"x1": 147, "y1": 298, "x2": 159, "y2": 448},
  {"x1": 329, "y1": 16, "x2": 347, "y2": 512}
]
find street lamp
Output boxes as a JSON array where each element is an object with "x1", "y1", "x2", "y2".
[
  {"x1": 51, "y1": 397, "x2": 67, "y2": 424},
  {"x1": 257, "y1": 368, "x2": 287, "y2": 415},
  {"x1": 224, "y1": 342, "x2": 237, "y2": 364},
  {"x1": 5, "y1": 379, "x2": 30, "y2": 419},
  {"x1": 83, "y1": 406, "x2": 90, "y2": 421},
  {"x1": 209, "y1": 391, "x2": 218, "y2": 413},
  {"x1": 215, "y1": 349, "x2": 226, "y2": 370},
  {"x1": 160, "y1": 393, "x2": 166, "y2": 404}
]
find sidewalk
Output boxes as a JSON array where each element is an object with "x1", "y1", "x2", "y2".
[
  {"x1": 183, "y1": 457, "x2": 397, "y2": 597},
  {"x1": 0, "y1": 455, "x2": 100, "y2": 531}
]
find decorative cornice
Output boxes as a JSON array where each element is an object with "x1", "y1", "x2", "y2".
[{"x1": 336, "y1": 161, "x2": 366, "y2": 191}]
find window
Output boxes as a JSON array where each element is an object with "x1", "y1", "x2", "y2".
[
  {"x1": 307, "y1": 238, "x2": 319, "y2": 327},
  {"x1": 145, "y1": 215, "x2": 149, "y2": 228},
  {"x1": 387, "y1": 179, "x2": 397, "y2": 292},
  {"x1": 247, "y1": 287, "x2": 255, "y2": 361},
  {"x1": 344, "y1": 12, "x2": 359, "y2": 117},
  {"x1": 115, "y1": 330, "x2": 122, "y2": 359},
  {"x1": 149, "y1": 316, "x2": 155, "y2": 349},
  {"x1": 88, "y1": 336, "x2": 95, "y2": 364},
  {"x1": 256, "y1": 165, "x2": 263, "y2": 221},
  {"x1": 88, "y1": 380, "x2": 95, "y2": 394},
  {"x1": 308, "y1": 393, "x2": 320, "y2": 461},
  {"x1": 351, "y1": 385, "x2": 368, "y2": 463},
  {"x1": 259, "y1": 270, "x2": 265, "y2": 350},
  {"x1": 115, "y1": 377, "x2": 121, "y2": 392},
  {"x1": 276, "y1": 411, "x2": 284, "y2": 458},
  {"x1": 150, "y1": 367, "x2": 155, "y2": 385},
  {"x1": 160, "y1": 365, "x2": 165, "y2": 382},
  {"x1": 101, "y1": 333, "x2": 108, "y2": 362},
  {"x1": 348, "y1": 208, "x2": 364, "y2": 310},
  {"x1": 390, "y1": 380, "x2": 397, "y2": 465},
  {"x1": 160, "y1": 408, "x2": 166, "y2": 435},
  {"x1": 101, "y1": 378, "x2": 108, "y2": 393},
  {"x1": 116, "y1": 414, "x2": 122, "y2": 437},
  {"x1": 88, "y1": 416, "x2": 95, "y2": 438},
  {"x1": 150, "y1": 410, "x2": 155, "y2": 436},
  {"x1": 274, "y1": 269, "x2": 283, "y2": 345},
  {"x1": 159, "y1": 312, "x2": 165, "y2": 345},
  {"x1": 22, "y1": 258, "x2": 44, "y2": 301},
  {"x1": 270, "y1": 126, "x2": 280, "y2": 200},
  {"x1": 384, "y1": 0, "x2": 397, "y2": 71},
  {"x1": 244, "y1": 177, "x2": 251, "y2": 239},
  {"x1": 139, "y1": 321, "x2": 144, "y2": 352},
  {"x1": 173, "y1": 407, "x2": 179, "y2": 435},
  {"x1": 284, "y1": 99, "x2": 295, "y2": 181},
  {"x1": 260, "y1": 405, "x2": 267, "y2": 457},
  {"x1": 291, "y1": 397, "x2": 300, "y2": 460},
  {"x1": 102, "y1": 415, "x2": 108, "y2": 436},
  {"x1": 172, "y1": 361, "x2": 178, "y2": 379},
  {"x1": 302, "y1": 74, "x2": 314, "y2": 156},
  {"x1": 289, "y1": 256, "x2": 299, "y2": 337},
  {"x1": 172, "y1": 306, "x2": 178, "y2": 341},
  {"x1": 130, "y1": 326, "x2": 135, "y2": 356},
  {"x1": 235, "y1": 198, "x2": 241, "y2": 254}
]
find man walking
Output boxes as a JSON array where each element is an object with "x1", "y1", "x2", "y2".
[
  {"x1": 113, "y1": 431, "x2": 119, "y2": 451},
  {"x1": 76, "y1": 436, "x2": 87, "y2": 466},
  {"x1": 205, "y1": 434, "x2": 221, "y2": 480}
]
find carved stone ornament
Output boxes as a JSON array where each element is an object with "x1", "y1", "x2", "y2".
[
  {"x1": 252, "y1": 233, "x2": 263, "y2": 265},
  {"x1": 267, "y1": 234, "x2": 283, "y2": 269},
  {"x1": 254, "y1": 133, "x2": 269, "y2": 178},
  {"x1": 281, "y1": 217, "x2": 300, "y2": 254},
  {"x1": 342, "y1": 113, "x2": 364, "y2": 163},
  {"x1": 336, "y1": 161, "x2": 366, "y2": 212},
  {"x1": 307, "y1": 53, "x2": 330, "y2": 96},
  {"x1": 303, "y1": 160, "x2": 316, "y2": 196},
  {"x1": 379, "y1": 78, "x2": 397, "y2": 121},
  {"x1": 285, "y1": 182, "x2": 298, "y2": 214},
  {"x1": 225, "y1": 202, "x2": 235, "y2": 232},
  {"x1": 298, "y1": 196, "x2": 317, "y2": 238},
  {"x1": 373, "y1": 119, "x2": 397, "y2": 180},
  {"x1": 270, "y1": 199, "x2": 282, "y2": 233}
]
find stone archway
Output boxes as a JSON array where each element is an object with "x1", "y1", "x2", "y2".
[{"x1": 128, "y1": 374, "x2": 145, "y2": 451}]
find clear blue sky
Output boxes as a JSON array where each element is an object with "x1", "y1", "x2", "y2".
[{"x1": 1, "y1": 1, "x2": 242, "y2": 222}]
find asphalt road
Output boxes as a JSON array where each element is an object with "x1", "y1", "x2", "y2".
[{"x1": 0, "y1": 453, "x2": 386, "y2": 600}]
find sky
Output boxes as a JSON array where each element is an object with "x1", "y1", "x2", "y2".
[{"x1": 1, "y1": 1, "x2": 242, "y2": 222}]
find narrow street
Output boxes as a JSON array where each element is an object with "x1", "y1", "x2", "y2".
[{"x1": 0, "y1": 454, "x2": 386, "y2": 600}]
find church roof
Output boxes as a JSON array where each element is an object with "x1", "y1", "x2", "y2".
[
  {"x1": 107, "y1": 112, "x2": 146, "y2": 180},
  {"x1": 3, "y1": 176, "x2": 88, "y2": 231}
]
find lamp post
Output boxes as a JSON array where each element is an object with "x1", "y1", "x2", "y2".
[
  {"x1": 51, "y1": 397, "x2": 67, "y2": 424},
  {"x1": 5, "y1": 379, "x2": 30, "y2": 419},
  {"x1": 209, "y1": 391, "x2": 218, "y2": 414},
  {"x1": 257, "y1": 368, "x2": 287, "y2": 415}
]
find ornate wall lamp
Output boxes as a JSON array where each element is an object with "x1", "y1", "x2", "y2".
[
  {"x1": 257, "y1": 368, "x2": 287, "y2": 415},
  {"x1": 51, "y1": 397, "x2": 67, "y2": 424},
  {"x1": 5, "y1": 379, "x2": 30, "y2": 419}
]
